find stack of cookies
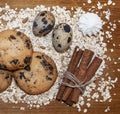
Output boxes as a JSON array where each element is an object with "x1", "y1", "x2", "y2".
[{"x1": 0, "y1": 30, "x2": 58, "y2": 95}]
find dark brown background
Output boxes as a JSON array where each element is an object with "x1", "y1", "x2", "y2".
[{"x1": 0, "y1": 0, "x2": 120, "y2": 114}]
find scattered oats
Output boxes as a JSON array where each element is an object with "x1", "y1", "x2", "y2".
[
  {"x1": 106, "y1": 56, "x2": 112, "y2": 61},
  {"x1": 22, "y1": 17, "x2": 28, "y2": 23},
  {"x1": 83, "y1": 108, "x2": 88, "y2": 113},
  {"x1": 87, "y1": 0, "x2": 92, "y2": 4},
  {"x1": 107, "y1": 0, "x2": 112, "y2": 5},
  {"x1": 104, "y1": 3, "x2": 107, "y2": 6},
  {"x1": 112, "y1": 2, "x2": 116, "y2": 6},
  {"x1": 117, "y1": 69, "x2": 120, "y2": 72},
  {"x1": 20, "y1": 107, "x2": 25, "y2": 110},
  {"x1": 111, "y1": 28, "x2": 114, "y2": 31},
  {"x1": 97, "y1": 2, "x2": 103, "y2": 9},
  {"x1": 80, "y1": 100, "x2": 85, "y2": 106},
  {"x1": 86, "y1": 102, "x2": 91, "y2": 108},
  {"x1": 103, "y1": 9, "x2": 111, "y2": 20},
  {"x1": 108, "y1": 98, "x2": 112, "y2": 102},
  {"x1": 92, "y1": 92, "x2": 99, "y2": 99},
  {"x1": 83, "y1": 3, "x2": 86, "y2": 6},
  {"x1": 113, "y1": 23, "x2": 117, "y2": 29},
  {"x1": 112, "y1": 70, "x2": 115, "y2": 72},
  {"x1": 110, "y1": 49, "x2": 114, "y2": 52},
  {"x1": 114, "y1": 62, "x2": 117, "y2": 64},
  {"x1": 113, "y1": 43, "x2": 116, "y2": 47},
  {"x1": 104, "y1": 106, "x2": 110, "y2": 112},
  {"x1": 87, "y1": 98, "x2": 91, "y2": 102}
]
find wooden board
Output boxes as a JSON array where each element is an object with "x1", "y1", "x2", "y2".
[{"x1": 0, "y1": 0, "x2": 120, "y2": 114}]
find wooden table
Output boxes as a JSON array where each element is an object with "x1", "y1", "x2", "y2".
[{"x1": 0, "y1": 0, "x2": 120, "y2": 114}]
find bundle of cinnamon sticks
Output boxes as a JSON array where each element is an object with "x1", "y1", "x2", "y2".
[{"x1": 56, "y1": 46, "x2": 102, "y2": 106}]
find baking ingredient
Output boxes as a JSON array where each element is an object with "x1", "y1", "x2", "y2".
[
  {"x1": 78, "y1": 13, "x2": 103, "y2": 36},
  {"x1": 52, "y1": 23, "x2": 73, "y2": 52},
  {"x1": 32, "y1": 11, "x2": 55, "y2": 37},
  {"x1": 56, "y1": 46, "x2": 83, "y2": 101}
]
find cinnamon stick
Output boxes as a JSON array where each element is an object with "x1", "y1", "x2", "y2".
[
  {"x1": 62, "y1": 49, "x2": 94, "y2": 101},
  {"x1": 56, "y1": 46, "x2": 83, "y2": 100},
  {"x1": 64, "y1": 91, "x2": 74, "y2": 106},
  {"x1": 71, "y1": 57, "x2": 102, "y2": 103}
]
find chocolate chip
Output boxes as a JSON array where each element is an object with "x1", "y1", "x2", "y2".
[
  {"x1": 10, "y1": 59, "x2": 19, "y2": 65},
  {"x1": 33, "y1": 21, "x2": 38, "y2": 27},
  {"x1": 5, "y1": 74, "x2": 10, "y2": 79},
  {"x1": 33, "y1": 80, "x2": 37, "y2": 84},
  {"x1": 19, "y1": 72, "x2": 25, "y2": 80},
  {"x1": 0, "y1": 64, "x2": 7, "y2": 69},
  {"x1": 46, "y1": 75, "x2": 52, "y2": 81},
  {"x1": 17, "y1": 31, "x2": 21, "y2": 36},
  {"x1": 19, "y1": 72, "x2": 30, "y2": 82},
  {"x1": 24, "y1": 65, "x2": 31, "y2": 71},
  {"x1": 64, "y1": 24, "x2": 70, "y2": 32},
  {"x1": 36, "y1": 55, "x2": 42, "y2": 59},
  {"x1": 25, "y1": 40, "x2": 31, "y2": 49},
  {"x1": 40, "y1": 57, "x2": 54, "y2": 74},
  {"x1": 58, "y1": 44, "x2": 61, "y2": 48},
  {"x1": 42, "y1": 18, "x2": 48, "y2": 24},
  {"x1": 8, "y1": 35, "x2": 16, "y2": 41},
  {"x1": 67, "y1": 37, "x2": 71, "y2": 43},
  {"x1": 24, "y1": 57, "x2": 31, "y2": 64}
]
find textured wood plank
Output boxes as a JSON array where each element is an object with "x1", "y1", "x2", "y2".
[{"x1": 0, "y1": 0, "x2": 120, "y2": 114}]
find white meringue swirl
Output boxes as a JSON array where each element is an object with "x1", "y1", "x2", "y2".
[{"x1": 78, "y1": 13, "x2": 103, "y2": 36}]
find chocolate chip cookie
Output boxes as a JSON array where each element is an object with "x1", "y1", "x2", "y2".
[
  {"x1": 13, "y1": 52, "x2": 58, "y2": 95},
  {"x1": 0, "y1": 70, "x2": 13, "y2": 93},
  {"x1": 0, "y1": 30, "x2": 33, "y2": 70}
]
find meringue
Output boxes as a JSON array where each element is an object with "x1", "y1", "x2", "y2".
[{"x1": 78, "y1": 13, "x2": 103, "y2": 36}]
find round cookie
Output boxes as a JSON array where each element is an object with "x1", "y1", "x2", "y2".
[
  {"x1": 0, "y1": 30, "x2": 33, "y2": 70},
  {"x1": 0, "y1": 70, "x2": 13, "y2": 93},
  {"x1": 13, "y1": 52, "x2": 58, "y2": 95}
]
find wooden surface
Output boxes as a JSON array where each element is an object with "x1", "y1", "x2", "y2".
[{"x1": 0, "y1": 0, "x2": 120, "y2": 114}]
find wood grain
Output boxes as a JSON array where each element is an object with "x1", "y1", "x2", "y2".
[{"x1": 0, "y1": 0, "x2": 120, "y2": 114}]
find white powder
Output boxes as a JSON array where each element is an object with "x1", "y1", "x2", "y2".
[
  {"x1": 78, "y1": 13, "x2": 103, "y2": 36},
  {"x1": 0, "y1": 2, "x2": 118, "y2": 112}
]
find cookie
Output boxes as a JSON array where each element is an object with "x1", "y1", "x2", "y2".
[
  {"x1": 13, "y1": 52, "x2": 58, "y2": 95},
  {"x1": 0, "y1": 70, "x2": 13, "y2": 93},
  {"x1": 0, "y1": 30, "x2": 33, "y2": 70}
]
